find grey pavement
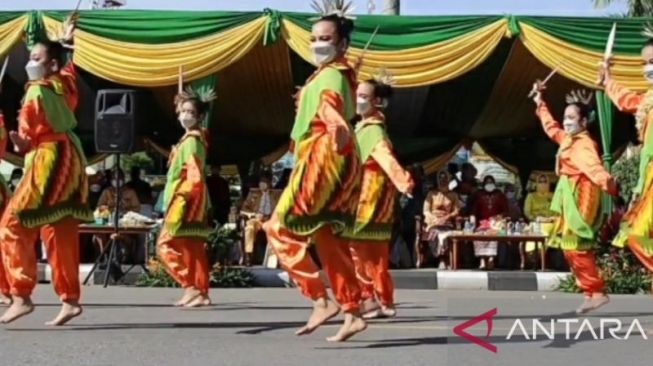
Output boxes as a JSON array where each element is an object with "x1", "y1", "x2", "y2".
[{"x1": 0, "y1": 285, "x2": 651, "y2": 366}]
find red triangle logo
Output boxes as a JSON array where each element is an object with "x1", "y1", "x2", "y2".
[{"x1": 452, "y1": 308, "x2": 498, "y2": 353}]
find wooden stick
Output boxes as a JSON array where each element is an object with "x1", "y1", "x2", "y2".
[{"x1": 178, "y1": 65, "x2": 183, "y2": 94}]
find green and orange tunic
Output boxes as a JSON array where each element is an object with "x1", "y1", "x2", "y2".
[
  {"x1": 274, "y1": 58, "x2": 361, "y2": 238},
  {"x1": 352, "y1": 111, "x2": 413, "y2": 241},
  {"x1": 10, "y1": 62, "x2": 92, "y2": 227},
  {"x1": 606, "y1": 81, "x2": 653, "y2": 255},
  {"x1": 161, "y1": 128, "x2": 212, "y2": 240},
  {"x1": 536, "y1": 102, "x2": 612, "y2": 250}
]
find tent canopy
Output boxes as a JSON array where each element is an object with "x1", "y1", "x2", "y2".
[{"x1": 0, "y1": 10, "x2": 645, "y2": 175}]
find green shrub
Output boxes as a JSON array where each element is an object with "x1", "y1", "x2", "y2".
[
  {"x1": 612, "y1": 152, "x2": 640, "y2": 204},
  {"x1": 557, "y1": 245, "x2": 651, "y2": 294}
]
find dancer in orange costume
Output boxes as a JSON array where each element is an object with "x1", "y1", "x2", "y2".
[
  {"x1": 531, "y1": 84, "x2": 618, "y2": 314},
  {"x1": 156, "y1": 86, "x2": 215, "y2": 308},
  {"x1": 263, "y1": 0, "x2": 366, "y2": 342},
  {"x1": 349, "y1": 71, "x2": 413, "y2": 319},
  {"x1": 0, "y1": 16, "x2": 94, "y2": 326},
  {"x1": 598, "y1": 29, "x2": 653, "y2": 292},
  {"x1": 0, "y1": 112, "x2": 12, "y2": 306}
]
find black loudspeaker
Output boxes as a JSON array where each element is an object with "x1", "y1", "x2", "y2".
[{"x1": 94, "y1": 89, "x2": 137, "y2": 153}]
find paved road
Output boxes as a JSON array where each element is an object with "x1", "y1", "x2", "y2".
[{"x1": 0, "y1": 286, "x2": 651, "y2": 366}]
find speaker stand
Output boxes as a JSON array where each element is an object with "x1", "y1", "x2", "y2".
[{"x1": 83, "y1": 154, "x2": 149, "y2": 287}]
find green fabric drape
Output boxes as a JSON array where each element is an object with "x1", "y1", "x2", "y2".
[
  {"x1": 282, "y1": 13, "x2": 504, "y2": 50},
  {"x1": 518, "y1": 16, "x2": 647, "y2": 55},
  {"x1": 189, "y1": 74, "x2": 217, "y2": 129},
  {"x1": 43, "y1": 10, "x2": 262, "y2": 44},
  {"x1": 596, "y1": 90, "x2": 614, "y2": 214}
]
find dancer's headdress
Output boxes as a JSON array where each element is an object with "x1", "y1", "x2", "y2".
[
  {"x1": 309, "y1": 0, "x2": 356, "y2": 21},
  {"x1": 565, "y1": 89, "x2": 596, "y2": 122},
  {"x1": 642, "y1": 22, "x2": 653, "y2": 39},
  {"x1": 175, "y1": 85, "x2": 217, "y2": 114}
]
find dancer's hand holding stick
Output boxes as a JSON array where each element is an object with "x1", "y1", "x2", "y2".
[{"x1": 597, "y1": 23, "x2": 617, "y2": 86}]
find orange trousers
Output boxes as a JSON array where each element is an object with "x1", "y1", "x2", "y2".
[
  {"x1": 350, "y1": 241, "x2": 394, "y2": 307},
  {"x1": 0, "y1": 213, "x2": 80, "y2": 301},
  {"x1": 627, "y1": 236, "x2": 653, "y2": 274},
  {"x1": 156, "y1": 229, "x2": 210, "y2": 294},
  {"x1": 0, "y1": 249, "x2": 8, "y2": 297},
  {"x1": 264, "y1": 217, "x2": 361, "y2": 312},
  {"x1": 563, "y1": 250, "x2": 605, "y2": 296}
]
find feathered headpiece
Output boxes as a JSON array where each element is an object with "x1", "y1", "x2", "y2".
[
  {"x1": 565, "y1": 89, "x2": 593, "y2": 105},
  {"x1": 373, "y1": 67, "x2": 395, "y2": 87},
  {"x1": 642, "y1": 22, "x2": 653, "y2": 39},
  {"x1": 309, "y1": 0, "x2": 356, "y2": 21},
  {"x1": 175, "y1": 85, "x2": 217, "y2": 107},
  {"x1": 565, "y1": 89, "x2": 596, "y2": 123}
]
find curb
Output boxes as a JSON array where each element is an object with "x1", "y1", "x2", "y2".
[
  {"x1": 37, "y1": 264, "x2": 570, "y2": 291},
  {"x1": 248, "y1": 268, "x2": 570, "y2": 292}
]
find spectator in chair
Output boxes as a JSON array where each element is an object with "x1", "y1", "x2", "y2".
[
  {"x1": 94, "y1": 169, "x2": 141, "y2": 260},
  {"x1": 125, "y1": 166, "x2": 153, "y2": 206},
  {"x1": 241, "y1": 173, "x2": 281, "y2": 266}
]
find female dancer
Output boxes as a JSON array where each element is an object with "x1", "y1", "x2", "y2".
[
  {"x1": 263, "y1": 0, "x2": 366, "y2": 342},
  {"x1": 531, "y1": 85, "x2": 617, "y2": 314},
  {"x1": 156, "y1": 86, "x2": 214, "y2": 308},
  {"x1": 349, "y1": 72, "x2": 414, "y2": 319},
  {"x1": 598, "y1": 26, "x2": 653, "y2": 290},
  {"x1": 0, "y1": 112, "x2": 11, "y2": 306},
  {"x1": 0, "y1": 15, "x2": 93, "y2": 326}
]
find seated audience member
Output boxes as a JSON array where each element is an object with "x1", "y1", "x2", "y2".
[
  {"x1": 94, "y1": 169, "x2": 141, "y2": 262},
  {"x1": 423, "y1": 171, "x2": 460, "y2": 269},
  {"x1": 125, "y1": 166, "x2": 153, "y2": 206},
  {"x1": 470, "y1": 175, "x2": 508, "y2": 270},
  {"x1": 240, "y1": 173, "x2": 281, "y2": 266}
]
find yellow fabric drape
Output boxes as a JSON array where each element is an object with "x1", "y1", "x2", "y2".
[
  {"x1": 0, "y1": 15, "x2": 26, "y2": 58},
  {"x1": 421, "y1": 143, "x2": 463, "y2": 175},
  {"x1": 43, "y1": 16, "x2": 267, "y2": 87},
  {"x1": 282, "y1": 18, "x2": 508, "y2": 87},
  {"x1": 519, "y1": 22, "x2": 647, "y2": 91}
]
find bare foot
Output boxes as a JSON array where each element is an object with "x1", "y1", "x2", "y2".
[
  {"x1": 360, "y1": 297, "x2": 380, "y2": 315},
  {"x1": 326, "y1": 312, "x2": 367, "y2": 342},
  {"x1": 45, "y1": 301, "x2": 83, "y2": 326},
  {"x1": 0, "y1": 296, "x2": 34, "y2": 324},
  {"x1": 295, "y1": 298, "x2": 340, "y2": 336},
  {"x1": 0, "y1": 294, "x2": 11, "y2": 306},
  {"x1": 586, "y1": 293, "x2": 610, "y2": 313},
  {"x1": 380, "y1": 306, "x2": 397, "y2": 318},
  {"x1": 575, "y1": 296, "x2": 594, "y2": 315},
  {"x1": 174, "y1": 287, "x2": 200, "y2": 307},
  {"x1": 184, "y1": 293, "x2": 211, "y2": 308}
]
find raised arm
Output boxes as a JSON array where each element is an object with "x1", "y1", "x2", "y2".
[
  {"x1": 369, "y1": 140, "x2": 414, "y2": 195},
  {"x1": 605, "y1": 79, "x2": 643, "y2": 114},
  {"x1": 535, "y1": 102, "x2": 565, "y2": 145}
]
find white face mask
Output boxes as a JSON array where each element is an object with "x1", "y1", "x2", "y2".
[
  {"x1": 310, "y1": 41, "x2": 337, "y2": 65},
  {"x1": 563, "y1": 118, "x2": 583, "y2": 135},
  {"x1": 356, "y1": 97, "x2": 371, "y2": 115},
  {"x1": 644, "y1": 64, "x2": 653, "y2": 83},
  {"x1": 90, "y1": 184, "x2": 102, "y2": 193},
  {"x1": 484, "y1": 183, "x2": 496, "y2": 193},
  {"x1": 25, "y1": 60, "x2": 46, "y2": 81},
  {"x1": 179, "y1": 113, "x2": 197, "y2": 129},
  {"x1": 111, "y1": 180, "x2": 118, "y2": 188}
]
